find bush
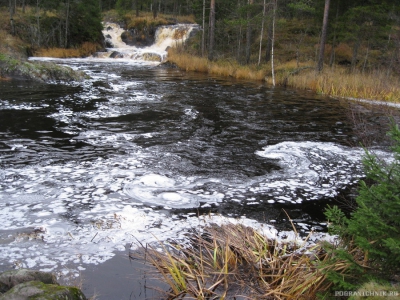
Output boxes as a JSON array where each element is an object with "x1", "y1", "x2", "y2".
[{"x1": 324, "y1": 121, "x2": 400, "y2": 288}]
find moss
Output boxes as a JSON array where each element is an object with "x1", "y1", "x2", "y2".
[
  {"x1": 0, "y1": 281, "x2": 86, "y2": 300},
  {"x1": 0, "y1": 53, "x2": 89, "y2": 82}
]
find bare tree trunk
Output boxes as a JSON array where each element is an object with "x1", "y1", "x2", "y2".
[
  {"x1": 362, "y1": 41, "x2": 369, "y2": 73},
  {"x1": 265, "y1": 11, "x2": 273, "y2": 63},
  {"x1": 153, "y1": 0, "x2": 157, "y2": 18},
  {"x1": 202, "y1": 0, "x2": 205, "y2": 57},
  {"x1": 329, "y1": 2, "x2": 339, "y2": 67},
  {"x1": 9, "y1": 0, "x2": 15, "y2": 35},
  {"x1": 237, "y1": 25, "x2": 242, "y2": 61},
  {"x1": 37, "y1": 0, "x2": 41, "y2": 46},
  {"x1": 65, "y1": 0, "x2": 70, "y2": 48},
  {"x1": 317, "y1": 0, "x2": 330, "y2": 72},
  {"x1": 174, "y1": 0, "x2": 178, "y2": 17},
  {"x1": 208, "y1": 0, "x2": 216, "y2": 60},
  {"x1": 351, "y1": 37, "x2": 361, "y2": 73},
  {"x1": 258, "y1": 0, "x2": 266, "y2": 66},
  {"x1": 136, "y1": 0, "x2": 139, "y2": 17},
  {"x1": 22, "y1": 0, "x2": 26, "y2": 13},
  {"x1": 271, "y1": 0, "x2": 276, "y2": 86},
  {"x1": 245, "y1": 0, "x2": 254, "y2": 64}
]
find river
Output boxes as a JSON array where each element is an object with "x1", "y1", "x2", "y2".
[{"x1": 0, "y1": 25, "x2": 395, "y2": 299}]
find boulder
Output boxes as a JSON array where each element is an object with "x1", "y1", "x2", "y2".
[
  {"x1": 0, "y1": 269, "x2": 87, "y2": 300},
  {"x1": 0, "y1": 281, "x2": 87, "y2": 300},
  {"x1": 0, "y1": 269, "x2": 57, "y2": 293},
  {"x1": 109, "y1": 51, "x2": 124, "y2": 58}
]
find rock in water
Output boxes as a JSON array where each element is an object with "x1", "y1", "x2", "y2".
[{"x1": 0, "y1": 269, "x2": 87, "y2": 300}]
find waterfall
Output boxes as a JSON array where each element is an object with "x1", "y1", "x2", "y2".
[{"x1": 97, "y1": 22, "x2": 199, "y2": 63}]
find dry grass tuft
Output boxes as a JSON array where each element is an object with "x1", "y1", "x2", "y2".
[
  {"x1": 287, "y1": 68, "x2": 400, "y2": 103},
  {"x1": 167, "y1": 50, "x2": 400, "y2": 103},
  {"x1": 35, "y1": 42, "x2": 100, "y2": 58},
  {"x1": 168, "y1": 49, "x2": 209, "y2": 72},
  {"x1": 133, "y1": 223, "x2": 358, "y2": 299},
  {"x1": 168, "y1": 49, "x2": 268, "y2": 81}
]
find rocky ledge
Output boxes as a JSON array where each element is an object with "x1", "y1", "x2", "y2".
[
  {"x1": 0, "y1": 54, "x2": 88, "y2": 83},
  {"x1": 0, "y1": 269, "x2": 87, "y2": 300}
]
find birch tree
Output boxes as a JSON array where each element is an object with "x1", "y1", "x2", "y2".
[
  {"x1": 245, "y1": 0, "x2": 253, "y2": 64},
  {"x1": 258, "y1": 0, "x2": 266, "y2": 65},
  {"x1": 317, "y1": 0, "x2": 330, "y2": 72},
  {"x1": 208, "y1": 0, "x2": 215, "y2": 60},
  {"x1": 201, "y1": 0, "x2": 206, "y2": 56},
  {"x1": 271, "y1": 0, "x2": 276, "y2": 86}
]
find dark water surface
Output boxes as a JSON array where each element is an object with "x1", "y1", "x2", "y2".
[{"x1": 0, "y1": 60, "x2": 388, "y2": 299}]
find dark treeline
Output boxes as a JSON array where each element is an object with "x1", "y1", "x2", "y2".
[
  {"x1": 1, "y1": 0, "x2": 399, "y2": 73},
  {"x1": 184, "y1": 0, "x2": 400, "y2": 72},
  {"x1": 0, "y1": 0, "x2": 103, "y2": 48},
  {"x1": 111, "y1": 0, "x2": 400, "y2": 72}
]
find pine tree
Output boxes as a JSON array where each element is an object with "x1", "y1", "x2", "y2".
[{"x1": 325, "y1": 121, "x2": 400, "y2": 284}]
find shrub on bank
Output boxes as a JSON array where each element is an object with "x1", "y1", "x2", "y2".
[{"x1": 324, "y1": 122, "x2": 400, "y2": 292}]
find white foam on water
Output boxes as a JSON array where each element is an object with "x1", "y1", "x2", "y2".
[
  {"x1": 123, "y1": 173, "x2": 224, "y2": 208},
  {"x1": 0, "y1": 139, "x2": 383, "y2": 277},
  {"x1": 0, "y1": 100, "x2": 47, "y2": 111},
  {"x1": 251, "y1": 141, "x2": 370, "y2": 203}
]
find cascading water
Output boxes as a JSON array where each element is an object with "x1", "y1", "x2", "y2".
[{"x1": 97, "y1": 22, "x2": 199, "y2": 62}]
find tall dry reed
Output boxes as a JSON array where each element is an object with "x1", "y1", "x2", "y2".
[
  {"x1": 287, "y1": 67, "x2": 400, "y2": 102},
  {"x1": 168, "y1": 49, "x2": 267, "y2": 81},
  {"x1": 168, "y1": 51, "x2": 400, "y2": 103},
  {"x1": 133, "y1": 223, "x2": 357, "y2": 299}
]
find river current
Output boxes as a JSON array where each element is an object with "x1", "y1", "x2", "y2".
[{"x1": 0, "y1": 57, "x2": 393, "y2": 297}]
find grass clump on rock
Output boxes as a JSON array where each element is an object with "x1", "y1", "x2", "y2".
[{"x1": 135, "y1": 223, "x2": 350, "y2": 299}]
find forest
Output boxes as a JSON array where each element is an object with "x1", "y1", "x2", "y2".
[
  {"x1": 2, "y1": 0, "x2": 399, "y2": 100},
  {"x1": 1, "y1": 0, "x2": 399, "y2": 72}
]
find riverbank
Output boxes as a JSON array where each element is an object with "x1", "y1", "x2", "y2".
[
  {"x1": 0, "y1": 30, "x2": 88, "y2": 82},
  {"x1": 166, "y1": 48, "x2": 400, "y2": 103}
]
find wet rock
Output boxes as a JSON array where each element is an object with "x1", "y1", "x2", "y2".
[
  {"x1": 0, "y1": 281, "x2": 87, "y2": 300},
  {"x1": 0, "y1": 54, "x2": 89, "y2": 82},
  {"x1": 0, "y1": 269, "x2": 57, "y2": 293},
  {"x1": 142, "y1": 52, "x2": 162, "y2": 62},
  {"x1": 0, "y1": 269, "x2": 87, "y2": 300},
  {"x1": 109, "y1": 51, "x2": 124, "y2": 58},
  {"x1": 121, "y1": 28, "x2": 156, "y2": 47}
]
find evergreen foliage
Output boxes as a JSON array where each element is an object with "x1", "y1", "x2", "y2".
[
  {"x1": 69, "y1": 0, "x2": 103, "y2": 45},
  {"x1": 325, "y1": 121, "x2": 400, "y2": 288}
]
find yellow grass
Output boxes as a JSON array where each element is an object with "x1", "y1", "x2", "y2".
[
  {"x1": 287, "y1": 67, "x2": 400, "y2": 103},
  {"x1": 168, "y1": 49, "x2": 268, "y2": 81},
  {"x1": 168, "y1": 50, "x2": 400, "y2": 103},
  {"x1": 35, "y1": 42, "x2": 100, "y2": 58},
  {"x1": 135, "y1": 223, "x2": 357, "y2": 299}
]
